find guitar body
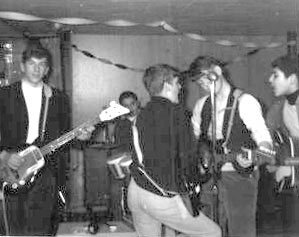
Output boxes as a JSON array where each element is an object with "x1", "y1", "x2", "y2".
[
  {"x1": 272, "y1": 130, "x2": 293, "y2": 165},
  {"x1": 272, "y1": 130, "x2": 295, "y2": 191},
  {"x1": 0, "y1": 146, "x2": 45, "y2": 192},
  {"x1": 180, "y1": 174, "x2": 202, "y2": 217},
  {"x1": 197, "y1": 139, "x2": 277, "y2": 184},
  {"x1": 197, "y1": 140, "x2": 254, "y2": 180}
]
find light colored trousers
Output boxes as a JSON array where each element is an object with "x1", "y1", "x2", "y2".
[{"x1": 127, "y1": 178, "x2": 221, "y2": 237}]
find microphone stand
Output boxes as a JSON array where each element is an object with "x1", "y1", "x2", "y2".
[{"x1": 209, "y1": 80, "x2": 219, "y2": 223}]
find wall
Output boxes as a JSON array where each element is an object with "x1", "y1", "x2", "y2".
[
  {"x1": 69, "y1": 34, "x2": 289, "y2": 211},
  {"x1": 0, "y1": 38, "x2": 62, "y2": 88},
  {"x1": 71, "y1": 34, "x2": 287, "y2": 126}
]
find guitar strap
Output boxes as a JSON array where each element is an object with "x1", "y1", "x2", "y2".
[
  {"x1": 222, "y1": 88, "x2": 243, "y2": 154},
  {"x1": 40, "y1": 83, "x2": 52, "y2": 142}
]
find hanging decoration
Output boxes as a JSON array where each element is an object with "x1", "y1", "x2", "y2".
[
  {"x1": 0, "y1": 11, "x2": 292, "y2": 75},
  {"x1": 0, "y1": 11, "x2": 288, "y2": 50},
  {"x1": 72, "y1": 44, "x2": 262, "y2": 73},
  {"x1": 72, "y1": 45, "x2": 145, "y2": 73}
]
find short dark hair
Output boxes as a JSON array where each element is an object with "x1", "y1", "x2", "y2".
[
  {"x1": 22, "y1": 40, "x2": 52, "y2": 81},
  {"x1": 143, "y1": 64, "x2": 180, "y2": 96},
  {"x1": 271, "y1": 55, "x2": 299, "y2": 78},
  {"x1": 186, "y1": 55, "x2": 232, "y2": 84},
  {"x1": 22, "y1": 40, "x2": 52, "y2": 66},
  {"x1": 119, "y1": 91, "x2": 138, "y2": 104}
]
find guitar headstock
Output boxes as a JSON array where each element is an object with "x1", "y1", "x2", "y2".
[{"x1": 99, "y1": 101, "x2": 130, "y2": 122}]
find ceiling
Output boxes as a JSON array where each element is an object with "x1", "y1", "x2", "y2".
[{"x1": 0, "y1": 0, "x2": 299, "y2": 37}]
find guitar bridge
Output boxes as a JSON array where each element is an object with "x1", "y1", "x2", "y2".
[{"x1": 17, "y1": 145, "x2": 45, "y2": 185}]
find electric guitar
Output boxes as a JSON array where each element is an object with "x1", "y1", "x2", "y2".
[
  {"x1": 272, "y1": 129, "x2": 299, "y2": 192},
  {"x1": 197, "y1": 132, "x2": 299, "y2": 185},
  {"x1": 197, "y1": 139, "x2": 277, "y2": 180},
  {"x1": 0, "y1": 101, "x2": 129, "y2": 192}
]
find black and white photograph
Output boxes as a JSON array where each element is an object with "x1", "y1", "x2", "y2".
[{"x1": 0, "y1": 1, "x2": 298, "y2": 236}]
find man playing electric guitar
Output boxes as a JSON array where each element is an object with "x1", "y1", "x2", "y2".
[
  {"x1": 267, "y1": 55, "x2": 299, "y2": 234},
  {"x1": 187, "y1": 56, "x2": 273, "y2": 237},
  {"x1": 0, "y1": 41, "x2": 96, "y2": 236}
]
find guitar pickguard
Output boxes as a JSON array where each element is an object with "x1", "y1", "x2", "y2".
[{"x1": 17, "y1": 145, "x2": 45, "y2": 186}]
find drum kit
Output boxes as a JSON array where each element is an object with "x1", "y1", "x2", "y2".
[
  {"x1": 106, "y1": 152, "x2": 132, "y2": 180},
  {"x1": 106, "y1": 152, "x2": 133, "y2": 222}
]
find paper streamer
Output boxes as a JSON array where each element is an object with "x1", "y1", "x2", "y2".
[{"x1": 0, "y1": 11, "x2": 286, "y2": 51}]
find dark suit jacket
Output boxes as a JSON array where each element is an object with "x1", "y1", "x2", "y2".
[
  {"x1": 0, "y1": 80, "x2": 70, "y2": 235},
  {"x1": 114, "y1": 117, "x2": 134, "y2": 153}
]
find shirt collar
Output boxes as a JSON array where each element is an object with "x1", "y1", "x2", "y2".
[{"x1": 286, "y1": 89, "x2": 299, "y2": 105}]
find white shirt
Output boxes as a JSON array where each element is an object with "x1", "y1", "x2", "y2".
[
  {"x1": 192, "y1": 85, "x2": 272, "y2": 145},
  {"x1": 22, "y1": 80, "x2": 43, "y2": 144},
  {"x1": 283, "y1": 101, "x2": 299, "y2": 138},
  {"x1": 191, "y1": 84, "x2": 272, "y2": 171}
]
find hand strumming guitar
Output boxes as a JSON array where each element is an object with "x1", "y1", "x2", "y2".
[
  {"x1": 76, "y1": 125, "x2": 95, "y2": 141},
  {"x1": 236, "y1": 155, "x2": 253, "y2": 168},
  {"x1": 0, "y1": 151, "x2": 24, "y2": 171},
  {"x1": 236, "y1": 149, "x2": 253, "y2": 168}
]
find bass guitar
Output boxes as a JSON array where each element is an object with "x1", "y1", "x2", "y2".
[{"x1": 0, "y1": 101, "x2": 129, "y2": 192}]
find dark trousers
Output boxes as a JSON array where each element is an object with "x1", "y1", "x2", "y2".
[
  {"x1": 280, "y1": 190, "x2": 299, "y2": 236},
  {"x1": 3, "y1": 169, "x2": 58, "y2": 236},
  {"x1": 218, "y1": 170, "x2": 259, "y2": 237}
]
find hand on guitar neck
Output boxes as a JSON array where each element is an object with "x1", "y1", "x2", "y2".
[{"x1": 76, "y1": 125, "x2": 96, "y2": 141}]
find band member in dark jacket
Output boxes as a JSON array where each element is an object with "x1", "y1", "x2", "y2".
[
  {"x1": 0, "y1": 40, "x2": 93, "y2": 235},
  {"x1": 127, "y1": 64, "x2": 221, "y2": 236},
  {"x1": 113, "y1": 91, "x2": 141, "y2": 153}
]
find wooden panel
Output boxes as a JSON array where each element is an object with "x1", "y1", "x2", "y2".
[{"x1": 68, "y1": 149, "x2": 85, "y2": 211}]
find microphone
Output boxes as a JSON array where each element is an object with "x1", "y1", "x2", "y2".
[{"x1": 207, "y1": 71, "x2": 218, "y2": 82}]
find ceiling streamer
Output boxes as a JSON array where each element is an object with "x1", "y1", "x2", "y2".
[
  {"x1": 0, "y1": 11, "x2": 288, "y2": 50},
  {"x1": 71, "y1": 43, "x2": 264, "y2": 74},
  {"x1": 0, "y1": 12, "x2": 43, "y2": 21}
]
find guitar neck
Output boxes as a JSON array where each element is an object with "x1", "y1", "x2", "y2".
[
  {"x1": 39, "y1": 116, "x2": 101, "y2": 156},
  {"x1": 217, "y1": 149, "x2": 275, "y2": 166}
]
